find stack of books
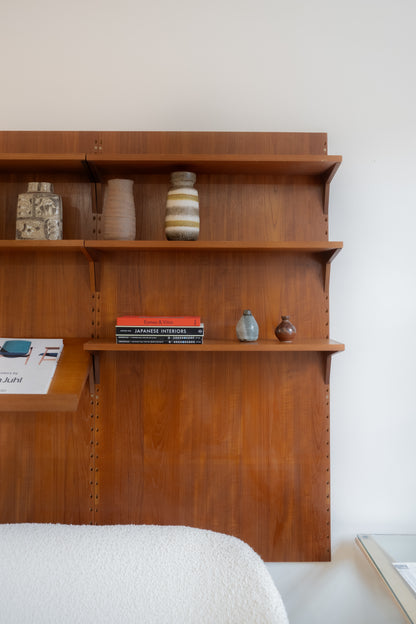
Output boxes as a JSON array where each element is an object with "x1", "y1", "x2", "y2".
[{"x1": 116, "y1": 316, "x2": 204, "y2": 344}]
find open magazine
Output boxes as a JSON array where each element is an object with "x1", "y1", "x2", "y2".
[
  {"x1": 393, "y1": 562, "x2": 416, "y2": 594},
  {"x1": 0, "y1": 339, "x2": 64, "y2": 394}
]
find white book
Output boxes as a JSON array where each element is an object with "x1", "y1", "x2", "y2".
[{"x1": 0, "y1": 338, "x2": 64, "y2": 394}]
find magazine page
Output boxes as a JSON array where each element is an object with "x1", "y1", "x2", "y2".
[
  {"x1": 393, "y1": 562, "x2": 416, "y2": 594},
  {"x1": 0, "y1": 339, "x2": 64, "y2": 394}
]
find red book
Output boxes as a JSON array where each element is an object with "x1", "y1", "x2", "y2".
[{"x1": 117, "y1": 315, "x2": 201, "y2": 327}]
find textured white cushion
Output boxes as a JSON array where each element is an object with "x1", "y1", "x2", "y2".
[{"x1": 0, "y1": 523, "x2": 288, "y2": 624}]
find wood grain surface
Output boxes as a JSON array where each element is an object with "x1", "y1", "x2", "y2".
[{"x1": 0, "y1": 131, "x2": 341, "y2": 560}]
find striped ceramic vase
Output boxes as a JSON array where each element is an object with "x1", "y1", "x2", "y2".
[{"x1": 165, "y1": 171, "x2": 199, "y2": 241}]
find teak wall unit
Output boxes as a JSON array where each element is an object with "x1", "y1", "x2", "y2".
[{"x1": 0, "y1": 131, "x2": 344, "y2": 561}]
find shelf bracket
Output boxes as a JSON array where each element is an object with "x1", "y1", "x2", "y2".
[
  {"x1": 323, "y1": 248, "x2": 342, "y2": 292},
  {"x1": 91, "y1": 352, "x2": 101, "y2": 386},
  {"x1": 322, "y1": 163, "x2": 341, "y2": 215},
  {"x1": 80, "y1": 245, "x2": 100, "y2": 294},
  {"x1": 324, "y1": 351, "x2": 342, "y2": 385},
  {"x1": 88, "y1": 357, "x2": 95, "y2": 395}
]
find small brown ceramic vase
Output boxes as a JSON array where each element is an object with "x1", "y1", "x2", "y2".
[{"x1": 275, "y1": 315, "x2": 296, "y2": 342}]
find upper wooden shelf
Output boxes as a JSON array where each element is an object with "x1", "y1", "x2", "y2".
[
  {"x1": 0, "y1": 153, "x2": 89, "y2": 175},
  {"x1": 0, "y1": 338, "x2": 91, "y2": 412},
  {"x1": 84, "y1": 240, "x2": 343, "y2": 254},
  {"x1": 0, "y1": 150, "x2": 341, "y2": 184},
  {"x1": 85, "y1": 153, "x2": 342, "y2": 180},
  {"x1": 84, "y1": 338, "x2": 345, "y2": 353}
]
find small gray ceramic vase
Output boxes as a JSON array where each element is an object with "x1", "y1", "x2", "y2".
[{"x1": 236, "y1": 310, "x2": 259, "y2": 342}]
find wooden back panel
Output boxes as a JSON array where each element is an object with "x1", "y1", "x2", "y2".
[
  {"x1": 96, "y1": 350, "x2": 330, "y2": 561},
  {"x1": 106, "y1": 173, "x2": 328, "y2": 242},
  {"x1": 0, "y1": 133, "x2": 95, "y2": 525},
  {"x1": 0, "y1": 131, "x2": 339, "y2": 561}
]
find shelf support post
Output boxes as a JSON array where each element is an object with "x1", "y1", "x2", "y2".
[{"x1": 89, "y1": 350, "x2": 101, "y2": 526}]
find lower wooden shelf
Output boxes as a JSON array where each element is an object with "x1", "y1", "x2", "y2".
[
  {"x1": 84, "y1": 338, "x2": 345, "y2": 352},
  {"x1": 0, "y1": 338, "x2": 91, "y2": 412}
]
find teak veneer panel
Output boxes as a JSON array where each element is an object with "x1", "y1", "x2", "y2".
[
  {"x1": 0, "y1": 235, "x2": 95, "y2": 524},
  {"x1": 0, "y1": 382, "x2": 93, "y2": 524},
  {"x1": 0, "y1": 153, "x2": 88, "y2": 174},
  {"x1": 86, "y1": 130, "x2": 329, "y2": 156},
  {"x1": 0, "y1": 131, "x2": 342, "y2": 561},
  {"x1": 95, "y1": 351, "x2": 330, "y2": 561}
]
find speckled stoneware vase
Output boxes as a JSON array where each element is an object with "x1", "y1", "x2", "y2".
[
  {"x1": 16, "y1": 182, "x2": 63, "y2": 240},
  {"x1": 165, "y1": 171, "x2": 199, "y2": 241},
  {"x1": 236, "y1": 310, "x2": 259, "y2": 342}
]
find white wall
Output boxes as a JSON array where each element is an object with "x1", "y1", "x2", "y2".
[{"x1": 2, "y1": 0, "x2": 416, "y2": 621}]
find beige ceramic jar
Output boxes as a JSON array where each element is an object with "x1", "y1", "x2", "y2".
[{"x1": 102, "y1": 179, "x2": 136, "y2": 240}]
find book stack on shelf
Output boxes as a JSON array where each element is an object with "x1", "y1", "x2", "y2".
[{"x1": 116, "y1": 316, "x2": 204, "y2": 344}]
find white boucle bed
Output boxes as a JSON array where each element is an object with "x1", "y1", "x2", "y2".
[{"x1": 0, "y1": 523, "x2": 288, "y2": 624}]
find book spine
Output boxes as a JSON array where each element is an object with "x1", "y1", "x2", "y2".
[
  {"x1": 116, "y1": 316, "x2": 201, "y2": 326},
  {"x1": 116, "y1": 326, "x2": 204, "y2": 336},
  {"x1": 116, "y1": 337, "x2": 203, "y2": 344}
]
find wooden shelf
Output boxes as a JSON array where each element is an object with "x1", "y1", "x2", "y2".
[
  {"x1": 0, "y1": 338, "x2": 91, "y2": 412},
  {"x1": 84, "y1": 240, "x2": 343, "y2": 254},
  {"x1": 0, "y1": 240, "x2": 86, "y2": 253},
  {"x1": 0, "y1": 240, "x2": 343, "y2": 254},
  {"x1": 84, "y1": 338, "x2": 345, "y2": 353},
  {"x1": 86, "y1": 153, "x2": 342, "y2": 179},
  {"x1": 0, "y1": 153, "x2": 89, "y2": 175},
  {"x1": 0, "y1": 151, "x2": 341, "y2": 179}
]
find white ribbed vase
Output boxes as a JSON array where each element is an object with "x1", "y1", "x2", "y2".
[
  {"x1": 165, "y1": 171, "x2": 199, "y2": 241},
  {"x1": 102, "y1": 179, "x2": 136, "y2": 241}
]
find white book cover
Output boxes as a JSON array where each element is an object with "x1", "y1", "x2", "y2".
[{"x1": 0, "y1": 339, "x2": 64, "y2": 394}]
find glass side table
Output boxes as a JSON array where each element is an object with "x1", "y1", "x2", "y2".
[{"x1": 356, "y1": 534, "x2": 416, "y2": 623}]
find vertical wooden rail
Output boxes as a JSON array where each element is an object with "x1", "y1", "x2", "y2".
[
  {"x1": 325, "y1": 376, "x2": 331, "y2": 557},
  {"x1": 93, "y1": 379, "x2": 100, "y2": 524},
  {"x1": 323, "y1": 240, "x2": 332, "y2": 557},
  {"x1": 91, "y1": 287, "x2": 101, "y2": 524},
  {"x1": 82, "y1": 238, "x2": 101, "y2": 525},
  {"x1": 88, "y1": 371, "x2": 96, "y2": 524}
]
